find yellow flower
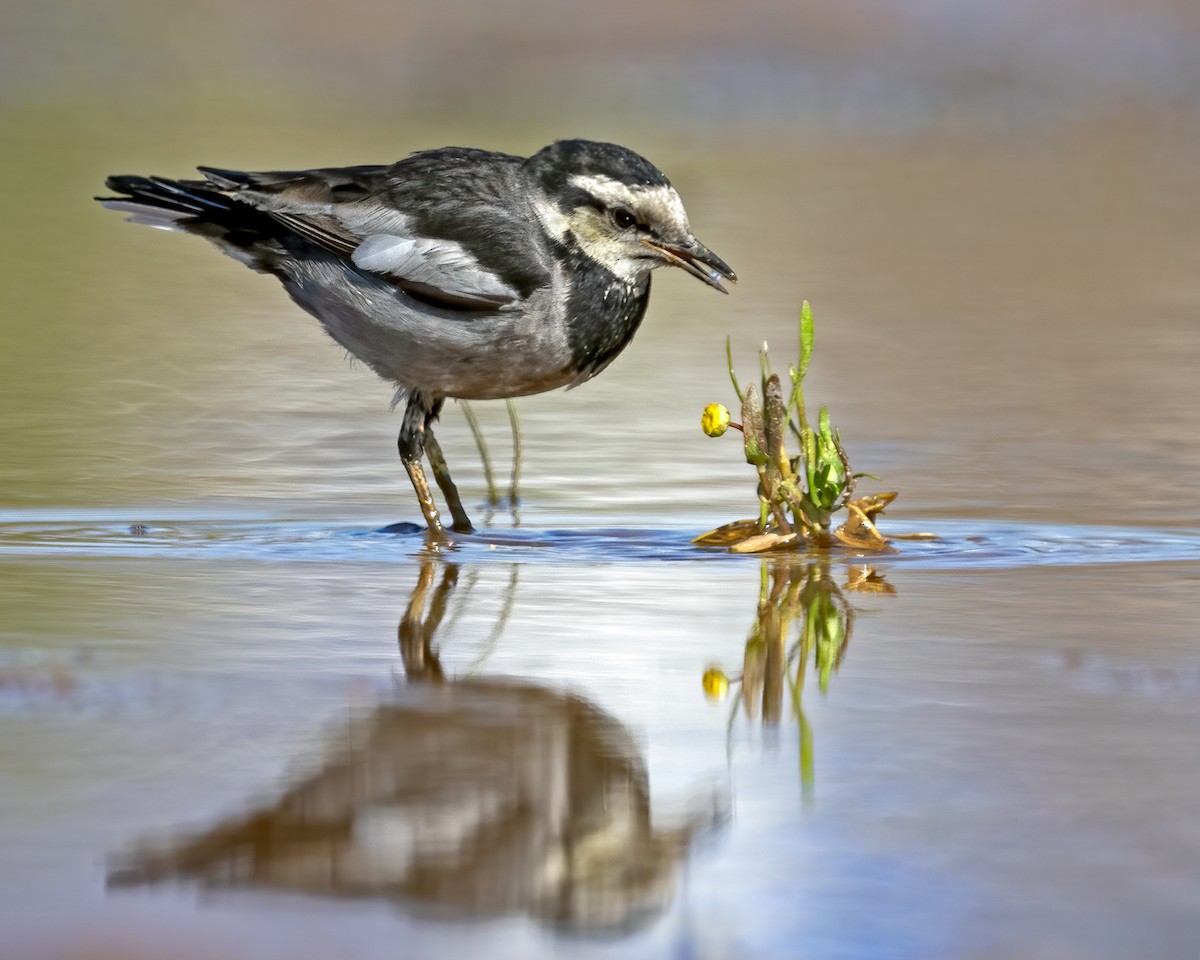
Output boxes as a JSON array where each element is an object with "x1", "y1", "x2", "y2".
[
  {"x1": 701, "y1": 403, "x2": 731, "y2": 437},
  {"x1": 702, "y1": 667, "x2": 730, "y2": 701}
]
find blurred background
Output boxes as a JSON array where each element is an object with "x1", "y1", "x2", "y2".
[
  {"x1": 3, "y1": 3, "x2": 1200, "y2": 959},
  {"x1": 2, "y1": 0, "x2": 1199, "y2": 523}
]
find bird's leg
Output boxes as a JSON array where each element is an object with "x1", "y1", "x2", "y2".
[
  {"x1": 399, "y1": 393, "x2": 446, "y2": 539},
  {"x1": 424, "y1": 428, "x2": 475, "y2": 533}
]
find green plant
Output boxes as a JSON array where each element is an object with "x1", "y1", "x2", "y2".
[{"x1": 696, "y1": 302, "x2": 897, "y2": 553}]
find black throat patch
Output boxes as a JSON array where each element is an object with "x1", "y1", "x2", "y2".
[{"x1": 558, "y1": 240, "x2": 652, "y2": 383}]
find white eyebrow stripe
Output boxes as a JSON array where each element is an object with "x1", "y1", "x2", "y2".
[
  {"x1": 352, "y1": 234, "x2": 517, "y2": 303},
  {"x1": 568, "y1": 173, "x2": 659, "y2": 206},
  {"x1": 567, "y1": 175, "x2": 691, "y2": 234}
]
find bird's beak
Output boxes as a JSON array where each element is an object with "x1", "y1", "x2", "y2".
[{"x1": 645, "y1": 236, "x2": 738, "y2": 294}]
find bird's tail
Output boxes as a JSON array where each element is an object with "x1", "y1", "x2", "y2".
[
  {"x1": 97, "y1": 174, "x2": 285, "y2": 272},
  {"x1": 100, "y1": 174, "x2": 236, "y2": 227}
]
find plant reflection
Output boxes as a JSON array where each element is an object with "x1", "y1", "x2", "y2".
[
  {"x1": 703, "y1": 560, "x2": 894, "y2": 801},
  {"x1": 109, "y1": 560, "x2": 719, "y2": 934}
]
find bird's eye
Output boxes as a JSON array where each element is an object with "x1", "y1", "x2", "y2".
[{"x1": 612, "y1": 208, "x2": 637, "y2": 230}]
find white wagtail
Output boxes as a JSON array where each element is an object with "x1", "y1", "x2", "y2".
[{"x1": 99, "y1": 139, "x2": 736, "y2": 537}]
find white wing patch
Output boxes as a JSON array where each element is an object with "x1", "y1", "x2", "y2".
[{"x1": 352, "y1": 234, "x2": 517, "y2": 305}]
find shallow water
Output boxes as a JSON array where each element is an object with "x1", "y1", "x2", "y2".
[
  {"x1": 3, "y1": 514, "x2": 1200, "y2": 569},
  {"x1": 5, "y1": 8, "x2": 1200, "y2": 956},
  {"x1": 3, "y1": 543, "x2": 1199, "y2": 959}
]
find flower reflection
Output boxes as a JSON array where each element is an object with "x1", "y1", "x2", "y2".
[{"x1": 110, "y1": 560, "x2": 721, "y2": 934}]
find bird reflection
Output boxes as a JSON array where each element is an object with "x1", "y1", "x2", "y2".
[{"x1": 110, "y1": 560, "x2": 718, "y2": 934}]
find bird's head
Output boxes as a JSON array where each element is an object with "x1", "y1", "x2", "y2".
[{"x1": 526, "y1": 140, "x2": 737, "y2": 293}]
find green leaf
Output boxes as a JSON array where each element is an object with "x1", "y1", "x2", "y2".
[
  {"x1": 798, "y1": 300, "x2": 815, "y2": 382},
  {"x1": 802, "y1": 423, "x2": 818, "y2": 496},
  {"x1": 809, "y1": 406, "x2": 846, "y2": 510},
  {"x1": 818, "y1": 405, "x2": 833, "y2": 446}
]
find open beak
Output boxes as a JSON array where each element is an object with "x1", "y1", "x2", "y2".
[{"x1": 645, "y1": 236, "x2": 738, "y2": 294}]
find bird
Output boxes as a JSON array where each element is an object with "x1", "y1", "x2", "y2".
[{"x1": 98, "y1": 139, "x2": 736, "y2": 538}]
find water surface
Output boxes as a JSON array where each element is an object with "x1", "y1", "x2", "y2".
[{"x1": 3, "y1": 10, "x2": 1200, "y2": 956}]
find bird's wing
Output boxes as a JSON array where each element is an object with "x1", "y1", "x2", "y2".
[
  {"x1": 350, "y1": 234, "x2": 517, "y2": 307},
  {"x1": 198, "y1": 153, "x2": 546, "y2": 310}
]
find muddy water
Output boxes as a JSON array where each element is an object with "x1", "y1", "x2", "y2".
[{"x1": 2, "y1": 104, "x2": 1200, "y2": 960}]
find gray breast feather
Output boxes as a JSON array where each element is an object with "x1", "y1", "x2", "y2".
[{"x1": 352, "y1": 234, "x2": 518, "y2": 305}]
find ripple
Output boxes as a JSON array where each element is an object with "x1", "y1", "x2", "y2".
[{"x1": 1, "y1": 511, "x2": 1199, "y2": 570}]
